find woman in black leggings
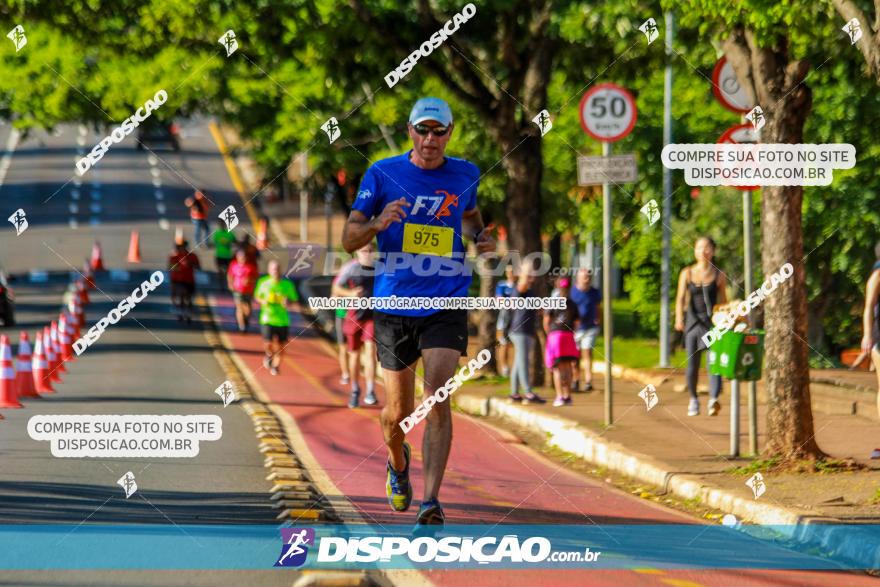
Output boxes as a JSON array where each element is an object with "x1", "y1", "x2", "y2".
[{"x1": 674, "y1": 237, "x2": 727, "y2": 416}]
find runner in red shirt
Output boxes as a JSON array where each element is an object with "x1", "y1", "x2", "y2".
[
  {"x1": 168, "y1": 240, "x2": 201, "y2": 323},
  {"x1": 185, "y1": 189, "x2": 212, "y2": 247},
  {"x1": 227, "y1": 247, "x2": 260, "y2": 332}
]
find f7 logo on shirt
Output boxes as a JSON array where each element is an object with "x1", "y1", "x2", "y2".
[{"x1": 411, "y1": 190, "x2": 460, "y2": 218}]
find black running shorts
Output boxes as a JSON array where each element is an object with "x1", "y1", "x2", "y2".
[
  {"x1": 261, "y1": 324, "x2": 289, "y2": 342},
  {"x1": 373, "y1": 310, "x2": 468, "y2": 371}
]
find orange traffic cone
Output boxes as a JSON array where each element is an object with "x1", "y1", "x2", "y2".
[
  {"x1": 90, "y1": 241, "x2": 105, "y2": 272},
  {"x1": 59, "y1": 313, "x2": 74, "y2": 362},
  {"x1": 128, "y1": 230, "x2": 142, "y2": 263},
  {"x1": 83, "y1": 261, "x2": 96, "y2": 289},
  {"x1": 68, "y1": 298, "x2": 83, "y2": 339},
  {"x1": 43, "y1": 326, "x2": 61, "y2": 383},
  {"x1": 32, "y1": 332, "x2": 54, "y2": 394},
  {"x1": 77, "y1": 279, "x2": 90, "y2": 305},
  {"x1": 50, "y1": 321, "x2": 66, "y2": 375},
  {"x1": 256, "y1": 217, "x2": 269, "y2": 250},
  {"x1": 0, "y1": 335, "x2": 23, "y2": 408},
  {"x1": 15, "y1": 332, "x2": 39, "y2": 399}
]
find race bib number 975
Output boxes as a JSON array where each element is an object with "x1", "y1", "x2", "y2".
[{"x1": 402, "y1": 223, "x2": 454, "y2": 257}]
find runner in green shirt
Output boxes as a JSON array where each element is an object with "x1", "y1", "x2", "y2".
[
  {"x1": 213, "y1": 226, "x2": 237, "y2": 289},
  {"x1": 254, "y1": 260, "x2": 303, "y2": 376}
]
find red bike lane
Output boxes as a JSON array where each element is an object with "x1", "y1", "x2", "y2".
[{"x1": 209, "y1": 295, "x2": 872, "y2": 586}]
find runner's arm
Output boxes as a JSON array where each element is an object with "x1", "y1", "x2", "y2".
[
  {"x1": 862, "y1": 270, "x2": 880, "y2": 353},
  {"x1": 342, "y1": 199, "x2": 410, "y2": 253},
  {"x1": 287, "y1": 282, "x2": 305, "y2": 314},
  {"x1": 716, "y1": 271, "x2": 728, "y2": 305},
  {"x1": 674, "y1": 268, "x2": 687, "y2": 331},
  {"x1": 462, "y1": 207, "x2": 495, "y2": 254}
]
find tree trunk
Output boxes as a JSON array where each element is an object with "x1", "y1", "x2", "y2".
[
  {"x1": 724, "y1": 30, "x2": 825, "y2": 460},
  {"x1": 499, "y1": 132, "x2": 543, "y2": 257}
]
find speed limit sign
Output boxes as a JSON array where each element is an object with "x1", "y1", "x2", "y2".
[{"x1": 579, "y1": 83, "x2": 638, "y2": 142}]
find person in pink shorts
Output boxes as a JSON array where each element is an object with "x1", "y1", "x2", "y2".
[
  {"x1": 227, "y1": 247, "x2": 260, "y2": 332},
  {"x1": 543, "y1": 277, "x2": 580, "y2": 407}
]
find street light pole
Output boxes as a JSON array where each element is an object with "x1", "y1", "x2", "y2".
[
  {"x1": 324, "y1": 182, "x2": 334, "y2": 253},
  {"x1": 660, "y1": 11, "x2": 674, "y2": 368}
]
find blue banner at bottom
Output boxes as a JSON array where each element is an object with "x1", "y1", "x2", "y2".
[{"x1": 0, "y1": 524, "x2": 877, "y2": 570}]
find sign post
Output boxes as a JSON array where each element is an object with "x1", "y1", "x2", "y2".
[
  {"x1": 717, "y1": 122, "x2": 758, "y2": 457},
  {"x1": 578, "y1": 83, "x2": 638, "y2": 427}
]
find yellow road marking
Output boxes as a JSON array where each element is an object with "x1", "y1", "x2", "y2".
[
  {"x1": 633, "y1": 568, "x2": 664, "y2": 574},
  {"x1": 207, "y1": 120, "x2": 260, "y2": 228},
  {"x1": 660, "y1": 579, "x2": 705, "y2": 587}
]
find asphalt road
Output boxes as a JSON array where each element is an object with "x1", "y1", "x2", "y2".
[
  {"x1": 0, "y1": 121, "x2": 293, "y2": 586},
  {"x1": 0, "y1": 120, "x2": 874, "y2": 586}
]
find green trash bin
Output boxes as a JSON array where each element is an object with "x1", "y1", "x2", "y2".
[{"x1": 708, "y1": 330, "x2": 765, "y2": 381}]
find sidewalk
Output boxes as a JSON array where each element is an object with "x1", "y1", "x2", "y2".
[{"x1": 454, "y1": 358, "x2": 880, "y2": 526}]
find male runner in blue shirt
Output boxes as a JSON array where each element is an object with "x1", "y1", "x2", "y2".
[{"x1": 342, "y1": 97, "x2": 495, "y2": 526}]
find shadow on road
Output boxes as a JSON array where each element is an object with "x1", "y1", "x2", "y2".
[{"x1": 0, "y1": 480, "x2": 277, "y2": 524}]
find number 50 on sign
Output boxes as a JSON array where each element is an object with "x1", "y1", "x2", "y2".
[{"x1": 579, "y1": 83, "x2": 638, "y2": 143}]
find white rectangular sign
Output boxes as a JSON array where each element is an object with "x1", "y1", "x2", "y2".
[{"x1": 577, "y1": 154, "x2": 638, "y2": 186}]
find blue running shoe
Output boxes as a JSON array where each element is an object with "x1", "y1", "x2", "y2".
[
  {"x1": 386, "y1": 442, "x2": 412, "y2": 512},
  {"x1": 415, "y1": 498, "x2": 445, "y2": 526}
]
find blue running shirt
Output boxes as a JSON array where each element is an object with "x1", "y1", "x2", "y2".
[{"x1": 352, "y1": 151, "x2": 480, "y2": 317}]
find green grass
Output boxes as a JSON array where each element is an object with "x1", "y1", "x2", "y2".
[
  {"x1": 594, "y1": 336, "x2": 690, "y2": 370},
  {"x1": 727, "y1": 457, "x2": 781, "y2": 476}
]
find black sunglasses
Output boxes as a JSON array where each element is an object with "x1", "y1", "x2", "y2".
[{"x1": 413, "y1": 123, "x2": 450, "y2": 137}]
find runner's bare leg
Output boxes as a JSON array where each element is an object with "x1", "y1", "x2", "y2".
[
  {"x1": 270, "y1": 338, "x2": 282, "y2": 369},
  {"x1": 364, "y1": 341, "x2": 377, "y2": 388},
  {"x1": 348, "y1": 346, "x2": 361, "y2": 389},
  {"x1": 421, "y1": 347, "x2": 461, "y2": 501},
  {"x1": 381, "y1": 361, "x2": 417, "y2": 472}
]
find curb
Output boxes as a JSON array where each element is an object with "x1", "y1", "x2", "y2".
[{"x1": 453, "y1": 391, "x2": 880, "y2": 567}]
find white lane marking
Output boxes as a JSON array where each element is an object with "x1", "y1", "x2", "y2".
[
  {"x1": 148, "y1": 154, "x2": 158, "y2": 166},
  {"x1": 71, "y1": 189, "x2": 80, "y2": 200},
  {"x1": 68, "y1": 218, "x2": 79, "y2": 229},
  {"x1": 0, "y1": 128, "x2": 21, "y2": 190},
  {"x1": 154, "y1": 190, "x2": 163, "y2": 200},
  {"x1": 158, "y1": 218, "x2": 170, "y2": 230},
  {"x1": 72, "y1": 178, "x2": 82, "y2": 187},
  {"x1": 90, "y1": 191, "x2": 101, "y2": 200},
  {"x1": 152, "y1": 178, "x2": 162, "y2": 188},
  {"x1": 78, "y1": 124, "x2": 87, "y2": 136},
  {"x1": 92, "y1": 181, "x2": 101, "y2": 189},
  {"x1": 76, "y1": 136, "x2": 86, "y2": 146},
  {"x1": 89, "y1": 203, "x2": 101, "y2": 214},
  {"x1": 150, "y1": 167, "x2": 161, "y2": 178},
  {"x1": 89, "y1": 217, "x2": 100, "y2": 226},
  {"x1": 156, "y1": 203, "x2": 167, "y2": 214},
  {"x1": 68, "y1": 203, "x2": 78, "y2": 213}
]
